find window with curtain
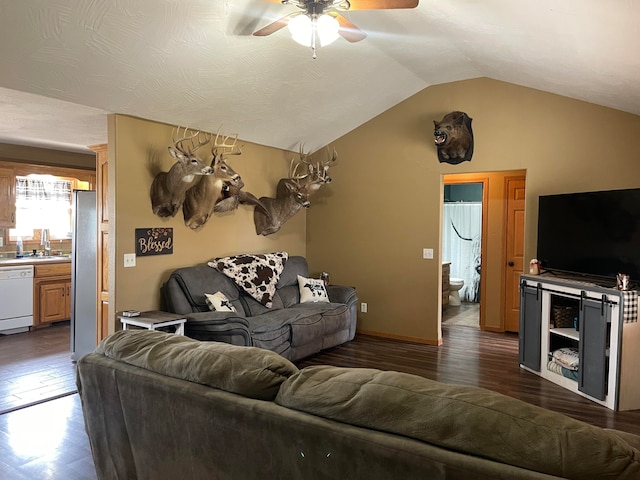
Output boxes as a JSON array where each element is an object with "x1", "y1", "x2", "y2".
[{"x1": 9, "y1": 175, "x2": 73, "y2": 241}]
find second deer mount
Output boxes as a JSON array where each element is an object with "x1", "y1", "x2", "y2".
[{"x1": 149, "y1": 127, "x2": 337, "y2": 234}]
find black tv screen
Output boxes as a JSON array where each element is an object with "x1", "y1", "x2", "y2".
[{"x1": 537, "y1": 188, "x2": 640, "y2": 283}]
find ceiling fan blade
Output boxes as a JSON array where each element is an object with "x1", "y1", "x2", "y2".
[
  {"x1": 335, "y1": 14, "x2": 367, "y2": 43},
  {"x1": 253, "y1": 12, "x2": 298, "y2": 36},
  {"x1": 345, "y1": 0, "x2": 419, "y2": 10}
]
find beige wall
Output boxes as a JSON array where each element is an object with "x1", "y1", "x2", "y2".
[
  {"x1": 306, "y1": 77, "x2": 640, "y2": 345},
  {"x1": 109, "y1": 115, "x2": 306, "y2": 329}
]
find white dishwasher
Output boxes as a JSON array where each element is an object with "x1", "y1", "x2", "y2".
[{"x1": 0, "y1": 265, "x2": 34, "y2": 334}]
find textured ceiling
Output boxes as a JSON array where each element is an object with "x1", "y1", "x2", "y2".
[{"x1": 0, "y1": 0, "x2": 638, "y2": 154}]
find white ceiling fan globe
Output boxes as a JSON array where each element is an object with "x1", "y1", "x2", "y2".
[{"x1": 288, "y1": 13, "x2": 340, "y2": 47}]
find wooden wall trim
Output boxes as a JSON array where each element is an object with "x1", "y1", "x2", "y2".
[{"x1": 0, "y1": 159, "x2": 95, "y2": 180}]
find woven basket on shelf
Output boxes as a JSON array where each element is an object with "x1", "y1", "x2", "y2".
[{"x1": 551, "y1": 306, "x2": 577, "y2": 328}]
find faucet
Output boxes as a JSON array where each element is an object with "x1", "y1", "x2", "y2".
[{"x1": 41, "y1": 229, "x2": 51, "y2": 256}]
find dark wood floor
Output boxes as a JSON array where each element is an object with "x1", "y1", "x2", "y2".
[
  {"x1": 2, "y1": 322, "x2": 640, "y2": 479},
  {"x1": 0, "y1": 393, "x2": 96, "y2": 480},
  {"x1": 0, "y1": 321, "x2": 77, "y2": 415},
  {"x1": 299, "y1": 325, "x2": 640, "y2": 435}
]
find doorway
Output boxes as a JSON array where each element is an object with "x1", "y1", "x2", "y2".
[
  {"x1": 442, "y1": 181, "x2": 485, "y2": 328},
  {"x1": 441, "y1": 170, "x2": 526, "y2": 333}
]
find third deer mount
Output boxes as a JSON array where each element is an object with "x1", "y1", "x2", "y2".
[
  {"x1": 254, "y1": 146, "x2": 336, "y2": 236},
  {"x1": 149, "y1": 127, "x2": 337, "y2": 234}
]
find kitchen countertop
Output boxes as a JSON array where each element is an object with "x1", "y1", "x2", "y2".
[{"x1": 0, "y1": 256, "x2": 71, "y2": 266}]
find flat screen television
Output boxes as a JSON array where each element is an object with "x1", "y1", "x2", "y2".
[{"x1": 537, "y1": 188, "x2": 640, "y2": 285}]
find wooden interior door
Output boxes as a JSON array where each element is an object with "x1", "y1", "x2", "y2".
[
  {"x1": 90, "y1": 144, "x2": 109, "y2": 342},
  {"x1": 503, "y1": 176, "x2": 526, "y2": 332}
]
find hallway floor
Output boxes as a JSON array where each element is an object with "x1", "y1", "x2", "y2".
[{"x1": 442, "y1": 302, "x2": 479, "y2": 327}]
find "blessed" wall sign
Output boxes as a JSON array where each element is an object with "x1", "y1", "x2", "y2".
[{"x1": 135, "y1": 228, "x2": 173, "y2": 256}]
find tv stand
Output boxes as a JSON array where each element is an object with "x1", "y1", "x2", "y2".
[{"x1": 519, "y1": 274, "x2": 640, "y2": 411}]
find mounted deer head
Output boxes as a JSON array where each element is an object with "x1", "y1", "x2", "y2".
[
  {"x1": 214, "y1": 182, "x2": 270, "y2": 218},
  {"x1": 254, "y1": 158, "x2": 312, "y2": 236},
  {"x1": 182, "y1": 128, "x2": 244, "y2": 230},
  {"x1": 150, "y1": 127, "x2": 213, "y2": 217},
  {"x1": 298, "y1": 145, "x2": 337, "y2": 194}
]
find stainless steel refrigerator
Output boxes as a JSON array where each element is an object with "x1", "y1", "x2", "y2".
[{"x1": 70, "y1": 190, "x2": 97, "y2": 361}]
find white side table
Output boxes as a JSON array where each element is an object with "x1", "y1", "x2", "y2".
[{"x1": 118, "y1": 310, "x2": 187, "y2": 335}]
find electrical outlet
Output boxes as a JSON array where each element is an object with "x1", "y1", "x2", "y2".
[
  {"x1": 124, "y1": 253, "x2": 136, "y2": 268},
  {"x1": 361, "y1": 302, "x2": 368, "y2": 313},
  {"x1": 0, "y1": 237, "x2": 3, "y2": 247},
  {"x1": 423, "y1": 248, "x2": 434, "y2": 260}
]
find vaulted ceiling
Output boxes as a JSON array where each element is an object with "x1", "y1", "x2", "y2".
[{"x1": 0, "y1": 0, "x2": 638, "y2": 154}]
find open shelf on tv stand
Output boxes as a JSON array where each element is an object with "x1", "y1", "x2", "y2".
[{"x1": 518, "y1": 274, "x2": 640, "y2": 411}]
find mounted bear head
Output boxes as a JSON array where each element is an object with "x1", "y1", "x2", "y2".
[{"x1": 433, "y1": 111, "x2": 474, "y2": 164}]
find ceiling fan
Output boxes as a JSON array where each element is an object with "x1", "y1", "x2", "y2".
[{"x1": 253, "y1": 0, "x2": 419, "y2": 57}]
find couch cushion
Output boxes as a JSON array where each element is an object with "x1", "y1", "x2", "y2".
[
  {"x1": 278, "y1": 285, "x2": 300, "y2": 308},
  {"x1": 96, "y1": 330, "x2": 298, "y2": 400},
  {"x1": 164, "y1": 264, "x2": 245, "y2": 315},
  {"x1": 241, "y1": 291, "x2": 284, "y2": 317},
  {"x1": 275, "y1": 366, "x2": 640, "y2": 480},
  {"x1": 246, "y1": 303, "x2": 342, "y2": 335},
  {"x1": 276, "y1": 255, "x2": 308, "y2": 288}
]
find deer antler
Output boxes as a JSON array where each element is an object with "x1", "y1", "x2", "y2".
[
  {"x1": 213, "y1": 126, "x2": 242, "y2": 156},
  {"x1": 297, "y1": 144, "x2": 312, "y2": 165},
  {"x1": 289, "y1": 157, "x2": 309, "y2": 183},
  {"x1": 321, "y1": 146, "x2": 338, "y2": 166},
  {"x1": 171, "y1": 126, "x2": 211, "y2": 155}
]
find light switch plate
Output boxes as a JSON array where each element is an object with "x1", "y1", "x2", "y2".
[
  {"x1": 124, "y1": 253, "x2": 136, "y2": 268},
  {"x1": 423, "y1": 248, "x2": 434, "y2": 259}
]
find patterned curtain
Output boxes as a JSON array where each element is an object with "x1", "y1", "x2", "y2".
[
  {"x1": 16, "y1": 177, "x2": 71, "y2": 202},
  {"x1": 13, "y1": 176, "x2": 73, "y2": 237}
]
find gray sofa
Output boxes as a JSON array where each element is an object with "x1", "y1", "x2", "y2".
[
  {"x1": 78, "y1": 330, "x2": 640, "y2": 480},
  {"x1": 161, "y1": 255, "x2": 357, "y2": 361}
]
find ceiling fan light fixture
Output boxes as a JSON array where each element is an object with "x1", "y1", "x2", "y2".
[
  {"x1": 288, "y1": 13, "x2": 340, "y2": 48},
  {"x1": 288, "y1": 14, "x2": 312, "y2": 46},
  {"x1": 316, "y1": 14, "x2": 340, "y2": 46}
]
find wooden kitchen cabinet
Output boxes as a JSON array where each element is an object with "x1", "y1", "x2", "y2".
[
  {"x1": 34, "y1": 262, "x2": 72, "y2": 327},
  {"x1": 0, "y1": 167, "x2": 16, "y2": 228},
  {"x1": 442, "y1": 262, "x2": 450, "y2": 306}
]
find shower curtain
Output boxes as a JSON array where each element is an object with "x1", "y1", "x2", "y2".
[{"x1": 442, "y1": 202, "x2": 482, "y2": 302}]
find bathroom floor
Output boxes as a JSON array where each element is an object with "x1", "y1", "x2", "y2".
[{"x1": 443, "y1": 302, "x2": 479, "y2": 327}]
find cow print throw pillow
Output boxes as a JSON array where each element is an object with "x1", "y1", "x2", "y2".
[
  {"x1": 204, "y1": 291, "x2": 237, "y2": 312},
  {"x1": 208, "y1": 252, "x2": 288, "y2": 308},
  {"x1": 297, "y1": 275, "x2": 330, "y2": 304}
]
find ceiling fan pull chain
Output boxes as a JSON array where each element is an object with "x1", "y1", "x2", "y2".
[{"x1": 311, "y1": 22, "x2": 317, "y2": 59}]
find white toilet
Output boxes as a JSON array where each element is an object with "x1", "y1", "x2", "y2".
[{"x1": 449, "y1": 278, "x2": 465, "y2": 306}]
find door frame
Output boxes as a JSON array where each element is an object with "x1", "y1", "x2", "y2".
[{"x1": 442, "y1": 170, "x2": 527, "y2": 333}]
